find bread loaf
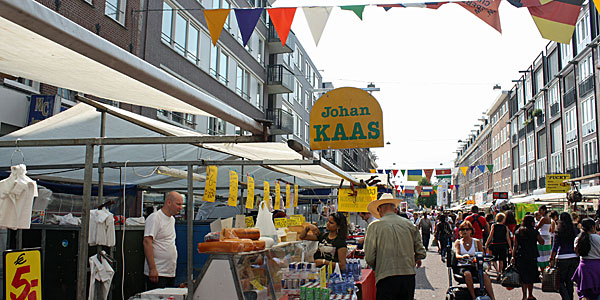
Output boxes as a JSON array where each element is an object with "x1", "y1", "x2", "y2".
[
  {"x1": 197, "y1": 241, "x2": 244, "y2": 253},
  {"x1": 232, "y1": 228, "x2": 261, "y2": 240},
  {"x1": 252, "y1": 240, "x2": 266, "y2": 251}
]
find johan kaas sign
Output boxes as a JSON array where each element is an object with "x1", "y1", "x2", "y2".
[{"x1": 310, "y1": 87, "x2": 384, "y2": 150}]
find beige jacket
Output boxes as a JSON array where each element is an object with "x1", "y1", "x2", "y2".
[{"x1": 364, "y1": 212, "x2": 427, "y2": 283}]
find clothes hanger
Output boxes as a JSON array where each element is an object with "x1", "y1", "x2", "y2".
[{"x1": 10, "y1": 139, "x2": 24, "y2": 166}]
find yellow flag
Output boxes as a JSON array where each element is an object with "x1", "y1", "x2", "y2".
[
  {"x1": 294, "y1": 184, "x2": 299, "y2": 207},
  {"x1": 246, "y1": 176, "x2": 255, "y2": 209},
  {"x1": 274, "y1": 181, "x2": 281, "y2": 210},
  {"x1": 285, "y1": 183, "x2": 291, "y2": 208},
  {"x1": 227, "y1": 170, "x2": 238, "y2": 207},
  {"x1": 263, "y1": 181, "x2": 270, "y2": 208},
  {"x1": 460, "y1": 166, "x2": 468, "y2": 176},
  {"x1": 203, "y1": 9, "x2": 231, "y2": 46},
  {"x1": 203, "y1": 166, "x2": 218, "y2": 202}
]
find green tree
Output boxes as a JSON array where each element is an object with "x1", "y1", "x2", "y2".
[
  {"x1": 418, "y1": 177, "x2": 431, "y2": 186},
  {"x1": 416, "y1": 190, "x2": 437, "y2": 208}
]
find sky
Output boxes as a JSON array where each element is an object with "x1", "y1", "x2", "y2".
[{"x1": 272, "y1": 0, "x2": 551, "y2": 172}]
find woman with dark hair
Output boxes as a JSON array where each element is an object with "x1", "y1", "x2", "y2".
[
  {"x1": 505, "y1": 210, "x2": 517, "y2": 235},
  {"x1": 549, "y1": 212, "x2": 580, "y2": 300},
  {"x1": 435, "y1": 214, "x2": 452, "y2": 262},
  {"x1": 300, "y1": 212, "x2": 348, "y2": 271},
  {"x1": 512, "y1": 215, "x2": 544, "y2": 300},
  {"x1": 535, "y1": 205, "x2": 552, "y2": 270},
  {"x1": 572, "y1": 218, "x2": 600, "y2": 300},
  {"x1": 486, "y1": 213, "x2": 511, "y2": 279},
  {"x1": 549, "y1": 210, "x2": 559, "y2": 233}
]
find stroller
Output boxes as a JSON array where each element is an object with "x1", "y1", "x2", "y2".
[{"x1": 445, "y1": 240, "x2": 492, "y2": 300}]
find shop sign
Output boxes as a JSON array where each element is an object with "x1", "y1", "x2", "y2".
[
  {"x1": 4, "y1": 248, "x2": 42, "y2": 300},
  {"x1": 274, "y1": 218, "x2": 288, "y2": 228},
  {"x1": 546, "y1": 174, "x2": 571, "y2": 193},
  {"x1": 27, "y1": 95, "x2": 56, "y2": 126},
  {"x1": 310, "y1": 87, "x2": 384, "y2": 150},
  {"x1": 337, "y1": 186, "x2": 377, "y2": 212},
  {"x1": 493, "y1": 192, "x2": 508, "y2": 199}
]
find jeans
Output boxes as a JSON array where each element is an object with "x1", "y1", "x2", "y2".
[
  {"x1": 376, "y1": 275, "x2": 416, "y2": 300},
  {"x1": 145, "y1": 275, "x2": 175, "y2": 291},
  {"x1": 556, "y1": 257, "x2": 579, "y2": 300},
  {"x1": 439, "y1": 235, "x2": 450, "y2": 258},
  {"x1": 422, "y1": 231, "x2": 430, "y2": 251}
]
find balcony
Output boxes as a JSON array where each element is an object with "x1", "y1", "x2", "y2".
[
  {"x1": 566, "y1": 167, "x2": 580, "y2": 179},
  {"x1": 527, "y1": 121, "x2": 535, "y2": 133},
  {"x1": 563, "y1": 88, "x2": 576, "y2": 108},
  {"x1": 518, "y1": 128, "x2": 526, "y2": 139},
  {"x1": 536, "y1": 114, "x2": 545, "y2": 126},
  {"x1": 565, "y1": 130, "x2": 578, "y2": 144},
  {"x1": 550, "y1": 103, "x2": 559, "y2": 117},
  {"x1": 266, "y1": 65, "x2": 294, "y2": 94},
  {"x1": 266, "y1": 108, "x2": 293, "y2": 134},
  {"x1": 583, "y1": 161, "x2": 599, "y2": 176},
  {"x1": 267, "y1": 25, "x2": 293, "y2": 54},
  {"x1": 582, "y1": 121, "x2": 596, "y2": 137},
  {"x1": 528, "y1": 180, "x2": 537, "y2": 190},
  {"x1": 512, "y1": 134, "x2": 517, "y2": 144},
  {"x1": 538, "y1": 177, "x2": 546, "y2": 188},
  {"x1": 579, "y1": 76, "x2": 594, "y2": 97}
]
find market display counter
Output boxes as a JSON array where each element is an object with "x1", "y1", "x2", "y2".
[{"x1": 355, "y1": 269, "x2": 375, "y2": 300}]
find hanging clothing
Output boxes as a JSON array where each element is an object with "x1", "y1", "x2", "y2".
[
  {"x1": 89, "y1": 208, "x2": 116, "y2": 247},
  {"x1": 88, "y1": 254, "x2": 114, "y2": 300},
  {"x1": 0, "y1": 164, "x2": 38, "y2": 229}
]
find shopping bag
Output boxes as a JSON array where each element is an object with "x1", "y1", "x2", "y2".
[
  {"x1": 542, "y1": 267, "x2": 560, "y2": 293},
  {"x1": 254, "y1": 200, "x2": 278, "y2": 243},
  {"x1": 501, "y1": 264, "x2": 521, "y2": 288}
]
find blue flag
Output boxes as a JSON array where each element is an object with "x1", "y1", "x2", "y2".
[{"x1": 234, "y1": 8, "x2": 263, "y2": 46}]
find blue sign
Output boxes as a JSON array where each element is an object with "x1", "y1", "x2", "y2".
[{"x1": 27, "y1": 95, "x2": 56, "y2": 125}]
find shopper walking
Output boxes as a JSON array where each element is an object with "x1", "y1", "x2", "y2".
[
  {"x1": 549, "y1": 212, "x2": 580, "y2": 300},
  {"x1": 572, "y1": 218, "x2": 600, "y2": 300},
  {"x1": 364, "y1": 193, "x2": 426, "y2": 300},
  {"x1": 535, "y1": 205, "x2": 552, "y2": 269},
  {"x1": 485, "y1": 212, "x2": 511, "y2": 279},
  {"x1": 435, "y1": 214, "x2": 452, "y2": 262},
  {"x1": 512, "y1": 215, "x2": 544, "y2": 300},
  {"x1": 465, "y1": 206, "x2": 489, "y2": 240},
  {"x1": 418, "y1": 211, "x2": 433, "y2": 251}
]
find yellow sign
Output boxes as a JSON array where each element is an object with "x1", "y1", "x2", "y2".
[
  {"x1": 203, "y1": 166, "x2": 218, "y2": 202},
  {"x1": 4, "y1": 249, "x2": 42, "y2": 300},
  {"x1": 466, "y1": 199, "x2": 475, "y2": 205},
  {"x1": 227, "y1": 171, "x2": 238, "y2": 207},
  {"x1": 263, "y1": 181, "x2": 270, "y2": 208},
  {"x1": 546, "y1": 174, "x2": 571, "y2": 193},
  {"x1": 320, "y1": 266, "x2": 327, "y2": 288},
  {"x1": 338, "y1": 186, "x2": 378, "y2": 212},
  {"x1": 294, "y1": 184, "x2": 299, "y2": 207},
  {"x1": 289, "y1": 215, "x2": 305, "y2": 226},
  {"x1": 274, "y1": 217, "x2": 287, "y2": 228},
  {"x1": 250, "y1": 279, "x2": 265, "y2": 290},
  {"x1": 246, "y1": 176, "x2": 255, "y2": 209},
  {"x1": 274, "y1": 181, "x2": 281, "y2": 210},
  {"x1": 285, "y1": 184, "x2": 291, "y2": 208},
  {"x1": 310, "y1": 87, "x2": 384, "y2": 150},
  {"x1": 245, "y1": 216, "x2": 255, "y2": 228}
]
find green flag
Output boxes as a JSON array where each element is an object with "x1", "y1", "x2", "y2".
[
  {"x1": 341, "y1": 5, "x2": 365, "y2": 20},
  {"x1": 486, "y1": 164, "x2": 494, "y2": 172},
  {"x1": 400, "y1": 170, "x2": 406, "y2": 176}
]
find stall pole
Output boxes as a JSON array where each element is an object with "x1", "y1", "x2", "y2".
[
  {"x1": 187, "y1": 164, "x2": 194, "y2": 297},
  {"x1": 96, "y1": 111, "x2": 106, "y2": 300},
  {"x1": 240, "y1": 160, "x2": 245, "y2": 215},
  {"x1": 77, "y1": 143, "x2": 94, "y2": 300}
]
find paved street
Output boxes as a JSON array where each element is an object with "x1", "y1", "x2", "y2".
[{"x1": 414, "y1": 246, "x2": 563, "y2": 300}]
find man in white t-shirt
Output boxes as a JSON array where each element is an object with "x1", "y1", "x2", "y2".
[{"x1": 143, "y1": 191, "x2": 183, "y2": 290}]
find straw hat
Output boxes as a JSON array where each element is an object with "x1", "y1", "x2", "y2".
[{"x1": 367, "y1": 193, "x2": 402, "y2": 218}]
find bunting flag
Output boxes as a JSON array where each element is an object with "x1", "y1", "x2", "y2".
[
  {"x1": 268, "y1": 8, "x2": 297, "y2": 46},
  {"x1": 422, "y1": 186, "x2": 433, "y2": 191},
  {"x1": 477, "y1": 165, "x2": 485, "y2": 173},
  {"x1": 407, "y1": 169, "x2": 422, "y2": 181},
  {"x1": 458, "y1": 0, "x2": 502, "y2": 33},
  {"x1": 423, "y1": 169, "x2": 434, "y2": 181},
  {"x1": 204, "y1": 9, "x2": 231, "y2": 46},
  {"x1": 508, "y1": 0, "x2": 583, "y2": 43},
  {"x1": 341, "y1": 5, "x2": 366, "y2": 20},
  {"x1": 370, "y1": 169, "x2": 376, "y2": 173},
  {"x1": 401, "y1": 170, "x2": 406, "y2": 176},
  {"x1": 234, "y1": 8, "x2": 264, "y2": 46},
  {"x1": 433, "y1": 185, "x2": 438, "y2": 191},
  {"x1": 415, "y1": 186, "x2": 423, "y2": 194},
  {"x1": 470, "y1": 166, "x2": 476, "y2": 173},
  {"x1": 385, "y1": 169, "x2": 392, "y2": 175},
  {"x1": 422, "y1": 191, "x2": 431, "y2": 196},
  {"x1": 450, "y1": 184, "x2": 454, "y2": 190},
  {"x1": 400, "y1": 185, "x2": 405, "y2": 191},
  {"x1": 377, "y1": 169, "x2": 385, "y2": 174},
  {"x1": 460, "y1": 167, "x2": 469, "y2": 176},
  {"x1": 486, "y1": 164, "x2": 494, "y2": 172},
  {"x1": 377, "y1": 2, "x2": 447, "y2": 10},
  {"x1": 436, "y1": 169, "x2": 452, "y2": 176},
  {"x1": 303, "y1": 7, "x2": 333, "y2": 46},
  {"x1": 455, "y1": 184, "x2": 460, "y2": 190},
  {"x1": 392, "y1": 169, "x2": 399, "y2": 177}
]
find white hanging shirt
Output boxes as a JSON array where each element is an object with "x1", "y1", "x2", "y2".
[
  {"x1": 89, "y1": 208, "x2": 116, "y2": 246},
  {"x1": 144, "y1": 209, "x2": 177, "y2": 277},
  {"x1": 88, "y1": 254, "x2": 114, "y2": 300},
  {"x1": 0, "y1": 164, "x2": 38, "y2": 229}
]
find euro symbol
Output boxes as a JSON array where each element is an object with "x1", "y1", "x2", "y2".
[{"x1": 14, "y1": 253, "x2": 26, "y2": 266}]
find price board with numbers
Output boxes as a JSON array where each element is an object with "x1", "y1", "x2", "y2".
[
  {"x1": 4, "y1": 248, "x2": 42, "y2": 300},
  {"x1": 274, "y1": 218, "x2": 288, "y2": 228},
  {"x1": 288, "y1": 215, "x2": 306, "y2": 226}
]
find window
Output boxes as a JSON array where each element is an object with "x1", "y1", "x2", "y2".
[
  {"x1": 537, "y1": 157, "x2": 546, "y2": 179},
  {"x1": 520, "y1": 166, "x2": 527, "y2": 183},
  {"x1": 187, "y1": 25, "x2": 199, "y2": 62},
  {"x1": 293, "y1": 113, "x2": 301, "y2": 137},
  {"x1": 565, "y1": 108, "x2": 577, "y2": 143},
  {"x1": 525, "y1": 74, "x2": 532, "y2": 103},
  {"x1": 579, "y1": 54, "x2": 593, "y2": 82},
  {"x1": 519, "y1": 140, "x2": 526, "y2": 165},
  {"x1": 305, "y1": 91, "x2": 310, "y2": 111},
  {"x1": 534, "y1": 67, "x2": 543, "y2": 95},
  {"x1": 257, "y1": 38, "x2": 264, "y2": 65},
  {"x1": 174, "y1": 13, "x2": 187, "y2": 55},
  {"x1": 527, "y1": 134, "x2": 535, "y2": 162},
  {"x1": 535, "y1": 95, "x2": 545, "y2": 114},
  {"x1": 208, "y1": 117, "x2": 226, "y2": 135},
  {"x1": 537, "y1": 130, "x2": 546, "y2": 158},
  {"x1": 158, "y1": 110, "x2": 195, "y2": 128},
  {"x1": 581, "y1": 96, "x2": 596, "y2": 136},
  {"x1": 583, "y1": 139, "x2": 598, "y2": 164},
  {"x1": 566, "y1": 146, "x2": 579, "y2": 170},
  {"x1": 575, "y1": 11, "x2": 590, "y2": 53},
  {"x1": 517, "y1": 83, "x2": 524, "y2": 110},
  {"x1": 210, "y1": 46, "x2": 229, "y2": 84},
  {"x1": 296, "y1": 52, "x2": 303, "y2": 68},
  {"x1": 561, "y1": 42, "x2": 573, "y2": 65},
  {"x1": 305, "y1": 122, "x2": 310, "y2": 143},
  {"x1": 105, "y1": 0, "x2": 126, "y2": 24},
  {"x1": 294, "y1": 80, "x2": 301, "y2": 103},
  {"x1": 551, "y1": 121, "x2": 562, "y2": 153},
  {"x1": 513, "y1": 169, "x2": 519, "y2": 187},
  {"x1": 161, "y1": 2, "x2": 173, "y2": 43},
  {"x1": 236, "y1": 66, "x2": 250, "y2": 100},
  {"x1": 547, "y1": 50, "x2": 559, "y2": 79},
  {"x1": 548, "y1": 83, "x2": 559, "y2": 105},
  {"x1": 162, "y1": 4, "x2": 200, "y2": 64},
  {"x1": 564, "y1": 71, "x2": 575, "y2": 92},
  {"x1": 212, "y1": 0, "x2": 231, "y2": 30},
  {"x1": 255, "y1": 83, "x2": 263, "y2": 110},
  {"x1": 528, "y1": 163, "x2": 535, "y2": 181}
]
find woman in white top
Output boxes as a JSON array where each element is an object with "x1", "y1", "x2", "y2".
[
  {"x1": 535, "y1": 205, "x2": 552, "y2": 269},
  {"x1": 572, "y1": 218, "x2": 600, "y2": 300},
  {"x1": 454, "y1": 221, "x2": 496, "y2": 300}
]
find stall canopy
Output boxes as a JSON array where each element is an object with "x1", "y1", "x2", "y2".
[
  {"x1": 510, "y1": 192, "x2": 566, "y2": 204},
  {"x1": 0, "y1": 0, "x2": 263, "y2": 133},
  {"x1": 0, "y1": 102, "x2": 357, "y2": 191}
]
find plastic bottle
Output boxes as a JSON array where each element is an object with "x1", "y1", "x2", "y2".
[
  {"x1": 297, "y1": 263, "x2": 306, "y2": 286},
  {"x1": 345, "y1": 273, "x2": 354, "y2": 295},
  {"x1": 289, "y1": 263, "x2": 297, "y2": 296}
]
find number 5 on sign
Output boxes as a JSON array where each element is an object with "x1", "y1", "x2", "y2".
[{"x1": 4, "y1": 248, "x2": 42, "y2": 300}]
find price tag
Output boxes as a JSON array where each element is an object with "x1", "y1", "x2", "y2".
[
  {"x1": 227, "y1": 171, "x2": 238, "y2": 207},
  {"x1": 320, "y1": 266, "x2": 326, "y2": 288},
  {"x1": 250, "y1": 279, "x2": 265, "y2": 290},
  {"x1": 288, "y1": 215, "x2": 304, "y2": 226},
  {"x1": 203, "y1": 166, "x2": 218, "y2": 202},
  {"x1": 245, "y1": 176, "x2": 255, "y2": 209},
  {"x1": 328, "y1": 262, "x2": 333, "y2": 276},
  {"x1": 245, "y1": 216, "x2": 254, "y2": 228},
  {"x1": 274, "y1": 218, "x2": 287, "y2": 228},
  {"x1": 4, "y1": 248, "x2": 42, "y2": 300}
]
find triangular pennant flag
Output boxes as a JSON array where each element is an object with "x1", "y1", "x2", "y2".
[
  {"x1": 400, "y1": 185, "x2": 404, "y2": 191},
  {"x1": 370, "y1": 169, "x2": 376, "y2": 173},
  {"x1": 340, "y1": 5, "x2": 366, "y2": 20},
  {"x1": 268, "y1": 8, "x2": 297, "y2": 47},
  {"x1": 392, "y1": 169, "x2": 399, "y2": 177},
  {"x1": 460, "y1": 167, "x2": 468, "y2": 176},
  {"x1": 302, "y1": 7, "x2": 333, "y2": 46},
  {"x1": 204, "y1": 9, "x2": 231, "y2": 46},
  {"x1": 234, "y1": 8, "x2": 263, "y2": 46},
  {"x1": 416, "y1": 186, "x2": 423, "y2": 194},
  {"x1": 450, "y1": 184, "x2": 454, "y2": 190},
  {"x1": 385, "y1": 169, "x2": 392, "y2": 175},
  {"x1": 528, "y1": 1, "x2": 582, "y2": 44},
  {"x1": 455, "y1": 184, "x2": 460, "y2": 190},
  {"x1": 458, "y1": 0, "x2": 502, "y2": 33},
  {"x1": 433, "y1": 185, "x2": 438, "y2": 191},
  {"x1": 470, "y1": 166, "x2": 476, "y2": 173},
  {"x1": 477, "y1": 165, "x2": 485, "y2": 173},
  {"x1": 423, "y1": 169, "x2": 434, "y2": 181},
  {"x1": 401, "y1": 170, "x2": 406, "y2": 176},
  {"x1": 486, "y1": 164, "x2": 494, "y2": 172}
]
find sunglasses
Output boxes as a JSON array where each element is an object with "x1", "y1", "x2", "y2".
[{"x1": 459, "y1": 228, "x2": 471, "y2": 232}]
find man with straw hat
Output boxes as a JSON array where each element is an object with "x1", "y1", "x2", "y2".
[{"x1": 364, "y1": 193, "x2": 427, "y2": 300}]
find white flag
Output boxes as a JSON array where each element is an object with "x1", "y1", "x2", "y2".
[{"x1": 302, "y1": 7, "x2": 333, "y2": 46}]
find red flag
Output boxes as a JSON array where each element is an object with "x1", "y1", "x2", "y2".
[
  {"x1": 267, "y1": 8, "x2": 297, "y2": 46},
  {"x1": 416, "y1": 186, "x2": 423, "y2": 194},
  {"x1": 423, "y1": 169, "x2": 434, "y2": 181},
  {"x1": 435, "y1": 169, "x2": 451, "y2": 175},
  {"x1": 392, "y1": 169, "x2": 399, "y2": 177},
  {"x1": 458, "y1": 0, "x2": 502, "y2": 33}
]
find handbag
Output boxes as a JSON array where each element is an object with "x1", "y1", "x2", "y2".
[
  {"x1": 542, "y1": 267, "x2": 560, "y2": 293},
  {"x1": 501, "y1": 264, "x2": 521, "y2": 288}
]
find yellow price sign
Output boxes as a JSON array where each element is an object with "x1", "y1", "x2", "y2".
[
  {"x1": 274, "y1": 181, "x2": 281, "y2": 210},
  {"x1": 289, "y1": 215, "x2": 305, "y2": 226},
  {"x1": 274, "y1": 218, "x2": 288, "y2": 228},
  {"x1": 546, "y1": 174, "x2": 571, "y2": 193},
  {"x1": 227, "y1": 171, "x2": 238, "y2": 207},
  {"x1": 294, "y1": 184, "x2": 299, "y2": 207},
  {"x1": 263, "y1": 181, "x2": 270, "y2": 208},
  {"x1": 246, "y1": 176, "x2": 255, "y2": 209},
  {"x1": 203, "y1": 166, "x2": 218, "y2": 202},
  {"x1": 285, "y1": 184, "x2": 291, "y2": 208},
  {"x1": 4, "y1": 249, "x2": 42, "y2": 300},
  {"x1": 245, "y1": 216, "x2": 254, "y2": 228},
  {"x1": 320, "y1": 266, "x2": 327, "y2": 288},
  {"x1": 250, "y1": 279, "x2": 265, "y2": 290},
  {"x1": 338, "y1": 187, "x2": 377, "y2": 212}
]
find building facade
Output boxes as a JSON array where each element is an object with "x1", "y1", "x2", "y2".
[{"x1": 489, "y1": 91, "x2": 512, "y2": 193}]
